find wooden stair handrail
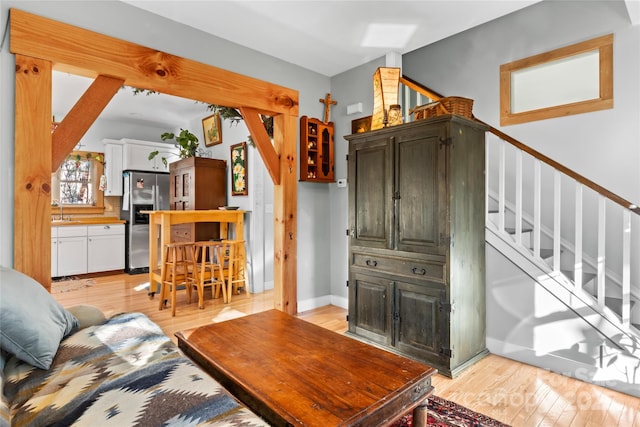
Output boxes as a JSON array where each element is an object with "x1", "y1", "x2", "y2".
[{"x1": 402, "y1": 75, "x2": 640, "y2": 216}]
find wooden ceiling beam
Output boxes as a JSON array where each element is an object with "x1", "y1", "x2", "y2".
[
  {"x1": 10, "y1": 9, "x2": 298, "y2": 117},
  {"x1": 240, "y1": 107, "x2": 281, "y2": 185},
  {"x1": 52, "y1": 75, "x2": 124, "y2": 171}
]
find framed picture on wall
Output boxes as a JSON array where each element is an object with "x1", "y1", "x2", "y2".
[
  {"x1": 202, "y1": 113, "x2": 222, "y2": 146},
  {"x1": 230, "y1": 141, "x2": 248, "y2": 196},
  {"x1": 351, "y1": 115, "x2": 372, "y2": 134}
]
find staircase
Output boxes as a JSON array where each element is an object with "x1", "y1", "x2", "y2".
[{"x1": 400, "y1": 76, "x2": 640, "y2": 397}]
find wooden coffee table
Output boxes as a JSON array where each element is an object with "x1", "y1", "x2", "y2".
[{"x1": 176, "y1": 309, "x2": 436, "y2": 427}]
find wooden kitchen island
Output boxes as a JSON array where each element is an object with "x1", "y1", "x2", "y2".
[{"x1": 145, "y1": 209, "x2": 246, "y2": 295}]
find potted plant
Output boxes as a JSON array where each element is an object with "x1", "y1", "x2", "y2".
[{"x1": 148, "y1": 128, "x2": 199, "y2": 167}]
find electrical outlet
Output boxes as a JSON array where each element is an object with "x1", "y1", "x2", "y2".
[{"x1": 337, "y1": 178, "x2": 347, "y2": 188}]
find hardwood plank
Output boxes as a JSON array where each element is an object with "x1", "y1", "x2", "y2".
[{"x1": 53, "y1": 273, "x2": 639, "y2": 426}]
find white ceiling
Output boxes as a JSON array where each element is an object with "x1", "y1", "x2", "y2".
[{"x1": 54, "y1": 0, "x2": 541, "y2": 129}]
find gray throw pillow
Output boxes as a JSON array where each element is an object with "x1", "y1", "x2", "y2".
[
  {"x1": 0, "y1": 266, "x2": 78, "y2": 369},
  {"x1": 67, "y1": 304, "x2": 106, "y2": 329}
]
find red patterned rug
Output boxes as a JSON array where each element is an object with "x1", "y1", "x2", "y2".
[{"x1": 391, "y1": 395, "x2": 511, "y2": 427}]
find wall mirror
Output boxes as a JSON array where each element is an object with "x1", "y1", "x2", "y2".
[{"x1": 500, "y1": 34, "x2": 613, "y2": 126}]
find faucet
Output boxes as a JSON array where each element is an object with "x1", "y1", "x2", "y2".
[{"x1": 58, "y1": 205, "x2": 68, "y2": 221}]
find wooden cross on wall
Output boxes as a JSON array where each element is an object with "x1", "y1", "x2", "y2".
[{"x1": 319, "y1": 93, "x2": 337, "y2": 124}]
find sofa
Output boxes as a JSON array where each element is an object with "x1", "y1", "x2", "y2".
[{"x1": 0, "y1": 266, "x2": 268, "y2": 426}]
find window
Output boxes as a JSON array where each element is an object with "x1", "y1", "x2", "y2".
[
  {"x1": 51, "y1": 151, "x2": 105, "y2": 214},
  {"x1": 500, "y1": 34, "x2": 613, "y2": 126}
]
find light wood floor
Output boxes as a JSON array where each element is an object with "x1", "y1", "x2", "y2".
[{"x1": 53, "y1": 272, "x2": 640, "y2": 427}]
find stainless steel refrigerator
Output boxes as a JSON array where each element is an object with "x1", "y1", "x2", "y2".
[{"x1": 120, "y1": 170, "x2": 170, "y2": 273}]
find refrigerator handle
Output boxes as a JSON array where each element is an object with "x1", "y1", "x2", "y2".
[{"x1": 153, "y1": 184, "x2": 158, "y2": 210}]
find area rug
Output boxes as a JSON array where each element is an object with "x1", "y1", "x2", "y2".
[
  {"x1": 51, "y1": 277, "x2": 95, "y2": 293},
  {"x1": 391, "y1": 395, "x2": 510, "y2": 427}
]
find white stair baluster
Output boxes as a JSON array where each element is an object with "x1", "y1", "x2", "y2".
[
  {"x1": 486, "y1": 136, "x2": 490, "y2": 223},
  {"x1": 574, "y1": 184, "x2": 583, "y2": 290},
  {"x1": 533, "y1": 160, "x2": 541, "y2": 258},
  {"x1": 597, "y1": 196, "x2": 606, "y2": 309},
  {"x1": 499, "y1": 141, "x2": 506, "y2": 233},
  {"x1": 553, "y1": 171, "x2": 562, "y2": 273},
  {"x1": 515, "y1": 150, "x2": 523, "y2": 246},
  {"x1": 622, "y1": 209, "x2": 631, "y2": 327}
]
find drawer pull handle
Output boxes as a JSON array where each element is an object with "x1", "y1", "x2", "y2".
[
  {"x1": 104, "y1": 225, "x2": 111, "y2": 229},
  {"x1": 412, "y1": 267, "x2": 426, "y2": 275},
  {"x1": 365, "y1": 259, "x2": 378, "y2": 267}
]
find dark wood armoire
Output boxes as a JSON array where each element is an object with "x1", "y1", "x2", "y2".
[
  {"x1": 169, "y1": 157, "x2": 226, "y2": 243},
  {"x1": 345, "y1": 115, "x2": 488, "y2": 378}
]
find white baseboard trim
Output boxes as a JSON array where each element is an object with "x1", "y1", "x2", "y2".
[
  {"x1": 297, "y1": 294, "x2": 348, "y2": 312},
  {"x1": 297, "y1": 295, "x2": 332, "y2": 313},
  {"x1": 331, "y1": 295, "x2": 348, "y2": 309}
]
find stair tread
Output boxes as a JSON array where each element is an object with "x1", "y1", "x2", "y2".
[
  {"x1": 562, "y1": 270, "x2": 596, "y2": 282},
  {"x1": 539, "y1": 248, "x2": 553, "y2": 259},
  {"x1": 505, "y1": 226, "x2": 533, "y2": 234},
  {"x1": 603, "y1": 296, "x2": 636, "y2": 315}
]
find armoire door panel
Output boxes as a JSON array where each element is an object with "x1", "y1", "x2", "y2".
[
  {"x1": 348, "y1": 273, "x2": 393, "y2": 346},
  {"x1": 394, "y1": 282, "x2": 446, "y2": 363},
  {"x1": 349, "y1": 137, "x2": 393, "y2": 249},
  {"x1": 395, "y1": 133, "x2": 448, "y2": 254}
]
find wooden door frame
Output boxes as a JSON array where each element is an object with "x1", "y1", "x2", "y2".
[{"x1": 10, "y1": 9, "x2": 298, "y2": 314}]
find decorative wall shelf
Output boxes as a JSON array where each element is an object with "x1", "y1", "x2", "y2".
[{"x1": 300, "y1": 116, "x2": 334, "y2": 183}]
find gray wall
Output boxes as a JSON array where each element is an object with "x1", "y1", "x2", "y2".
[
  {"x1": 328, "y1": 57, "x2": 386, "y2": 306},
  {"x1": 0, "y1": 0, "x2": 332, "y2": 306},
  {"x1": 402, "y1": 0, "x2": 639, "y2": 204}
]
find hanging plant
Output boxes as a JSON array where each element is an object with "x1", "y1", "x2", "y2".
[
  {"x1": 129, "y1": 87, "x2": 274, "y2": 141},
  {"x1": 67, "y1": 152, "x2": 104, "y2": 165},
  {"x1": 148, "y1": 128, "x2": 199, "y2": 167}
]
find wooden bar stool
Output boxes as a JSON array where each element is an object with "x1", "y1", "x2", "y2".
[
  {"x1": 220, "y1": 239, "x2": 249, "y2": 304},
  {"x1": 158, "y1": 241, "x2": 197, "y2": 316},
  {"x1": 193, "y1": 241, "x2": 227, "y2": 308}
]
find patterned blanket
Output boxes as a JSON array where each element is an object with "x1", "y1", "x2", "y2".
[{"x1": 2, "y1": 312, "x2": 268, "y2": 426}]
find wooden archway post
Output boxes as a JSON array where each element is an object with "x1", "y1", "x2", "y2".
[
  {"x1": 14, "y1": 54, "x2": 53, "y2": 287},
  {"x1": 10, "y1": 9, "x2": 298, "y2": 313},
  {"x1": 272, "y1": 114, "x2": 298, "y2": 314}
]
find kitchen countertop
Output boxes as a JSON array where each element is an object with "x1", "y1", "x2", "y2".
[{"x1": 51, "y1": 217, "x2": 126, "y2": 226}]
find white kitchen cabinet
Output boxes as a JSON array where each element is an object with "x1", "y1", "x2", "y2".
[
  {"x1": 55, "y1": 226, "x2": 88, "y2": 277},
  {"x1": 103, "y1": 139, "x2": 124, "y2": 196},
  {"x1": 52, "y1": 223, "x2": 124, "y2": 277},
  {"x1": 87, "y1": 224, "x2": 125, "y2": 273},
  {"x1": 122, "y1": 139, "x2": 177, "y2": 173}
]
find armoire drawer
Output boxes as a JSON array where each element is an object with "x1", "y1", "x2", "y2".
[{"x1": 351, "y1": 252, "x2": 446, "y2": 284}]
